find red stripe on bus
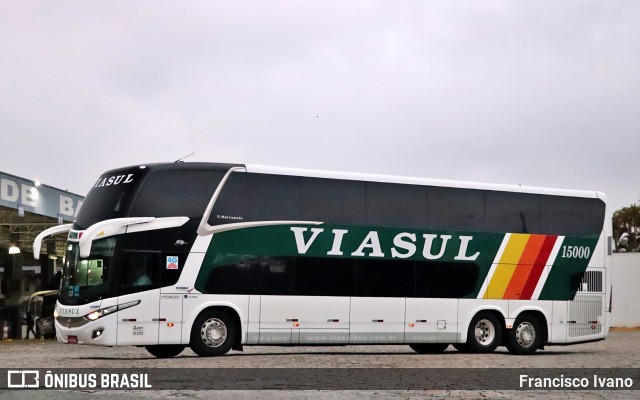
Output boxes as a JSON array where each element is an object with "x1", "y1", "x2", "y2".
[{"x1": 520, "y1": 235, "x2": 557, "y2": 299}]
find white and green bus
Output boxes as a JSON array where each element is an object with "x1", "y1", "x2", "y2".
[{"x1": 34, "y1": 162, "x2": 611, "y2": 358}]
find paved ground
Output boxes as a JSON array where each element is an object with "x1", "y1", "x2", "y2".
[{"x1": 0, "y1": 330, "x2": 638, "y2": 399}]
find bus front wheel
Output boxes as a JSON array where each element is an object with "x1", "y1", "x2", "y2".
[
  {"x1": 466, "y1": 312, "x2": 502, "y2": 353},
  {"x1": 409, "y1": 343, "x2": 450, "y2": 354},
  {"x1": 190, "y1": 309, "x2": 236, "y2": 357},
  {"x1": 506, "y1": 314, "x2": 542, "y2": 355},
  {"x1": 145, "y1": 345, "x2": 185, "y2": 358}
]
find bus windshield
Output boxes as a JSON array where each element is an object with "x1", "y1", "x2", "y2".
[
  {"x1": 59, "y1": 237, "x2": 117, "y2": 305},
  {"x1": 74, "y1": 167, "x2": 147, "y2": 230}
]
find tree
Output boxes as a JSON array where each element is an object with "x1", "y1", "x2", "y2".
[{"x1": 612, "y1": 204, "x2": 640, "y2": 252}]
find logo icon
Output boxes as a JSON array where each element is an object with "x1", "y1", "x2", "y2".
[
  {"x1": 166, "y1": 256, "x2": 179, "y2": 270},
  {"x1": 7, "y1": 370, "x2": 40, "y2": 388}
]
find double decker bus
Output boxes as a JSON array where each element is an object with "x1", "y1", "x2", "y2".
[{"x1": 34, "y1": 162, "x2": 611, "y2": 358}]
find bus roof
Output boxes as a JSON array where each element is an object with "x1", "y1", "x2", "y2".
[
  {"x1": 246, "y1": 164, "x2": 605, "y2": 201},
  {"x1": 107, "y1": 162, "x2": 605, "y2": 201}
]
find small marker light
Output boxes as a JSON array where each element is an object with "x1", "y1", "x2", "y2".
[{"x1": 167, "y1": 323, "x2": 174, "y2": 327}]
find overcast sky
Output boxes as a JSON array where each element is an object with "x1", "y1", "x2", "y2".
[{"x1": 1, "y1": 1, "x2": 638, "y2": 215}]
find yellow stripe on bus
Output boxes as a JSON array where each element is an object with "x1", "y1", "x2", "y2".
[{"x1": 484, "y1": 233, "x2": 530, "y2": 299}]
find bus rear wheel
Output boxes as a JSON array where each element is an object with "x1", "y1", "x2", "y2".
[
  {"x1": 506, "y1": 314, "x2": 542, "y2": 355},
  {"x1": 145, "y1": 345, "x2": 185, "y2": 358},
  {"x1": 190, "y1": 309, "x2": 236, "y2": 357},
  {"x1": 466, "y1": 312, "x2": 502, "y2": 353},
  {"x1": 409, "y1": 343, "x2": 449, "y2": 354}
]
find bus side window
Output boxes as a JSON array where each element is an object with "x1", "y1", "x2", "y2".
[
  {"x1": 260, "y1": 257, "x2": 294, "y2": 295},
  {"x1": 415, "y1": 262, "x2": 479, "y2": 298},
  {"x1": 485, "y1": 191, "x2": 540, "y2": 234},
  {"x1": 540, "y1": 196, "x2": 605, "y2": 236},
  {"x1": 212, "y1": 173, "x2": 300, "y2": 224},
  {"x1": 294, "y1": 257, "x2": 356, "y2": 296},
  {"x1": 300, "y1": 177, "x2": 366, "y2": 225},
  {"x1": 366, "y1": 182, "x2": 427, "y2": 229},
  {"x1": 131, "y1": 170, "x2": 226, "y2": 218},
  {"x1": 203, "y1": 256, "x2": 260, "y2": 294},
  {"x1": 117, "y1": 251, "x2": 161, "y2": 295},
  {"x1": 356, "y1": 259, "x2": 415, "y2": 298},
  {"x1": 427, "y1": 187, "x2": 485, "y2": 232}
]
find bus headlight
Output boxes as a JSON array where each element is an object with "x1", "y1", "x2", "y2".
[{"x1": 83, "y1": 300, "x2": 140, "y2": 321}]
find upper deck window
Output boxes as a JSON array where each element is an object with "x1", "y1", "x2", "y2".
[
  {"x1": 427, "y1": 187, "x2": 485, "y2": 232},
  {"x1": 366, "y1": 182, "x2": 427, "y2": 228},
  {"x1": 300, "y1": 177, "x2": 366, "y2": 224},
  {"x1": 211, "y1": 173, "x2": 300, "y2": 224},
  {"x1": 485, "y1": 191, "x2": 540, "y2": 234},
  {"x1": 130, "y1": 170, "x2": 224, "y2": 218}
]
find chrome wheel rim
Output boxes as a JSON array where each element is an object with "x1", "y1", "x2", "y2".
[
  {"x1": 515, "y1": 322, "x2": 535, "y2": 348},
  {"x1": 201, "y1": 318, "x2": 227, "y2": 348},
  {"x1": 474, "y1": 319, "x2": 496, "y2": 346}
]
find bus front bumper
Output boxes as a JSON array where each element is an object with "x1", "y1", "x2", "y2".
[{"x1": 55, "y1": 315, "x2": 117, "y2": 345}]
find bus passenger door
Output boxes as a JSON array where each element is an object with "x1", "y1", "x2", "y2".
[{"x1": 116, "y1": 251, "x2": 161, "y2": 346}]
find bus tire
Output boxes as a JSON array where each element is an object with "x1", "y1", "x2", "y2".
[
  {"x1": 190, "y1": 309, "x2": 236, "y2": 357},
  {"x1": 409, "y1": 343, "x2": 449, "y2": 354},
  {"x1": 466, "y1": 312, "x2": 502, "y2": 353},
  {"x1": 145, "y1": 345, "x2": 185, "y2": 358},
  {"x1": 506, "y1": 314, "x2": 542, "y2": 355}
]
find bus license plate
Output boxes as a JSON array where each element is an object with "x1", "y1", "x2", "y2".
[{"x1": 67, "y1": 336, "x2": 78, "y2": 344}]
